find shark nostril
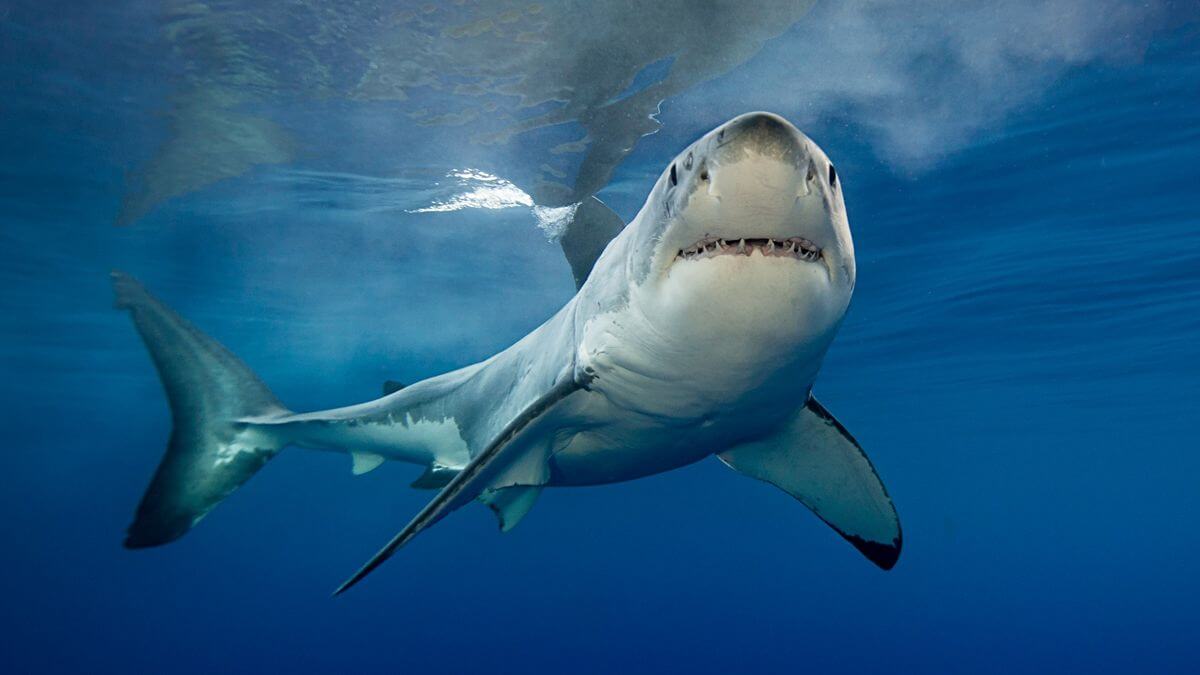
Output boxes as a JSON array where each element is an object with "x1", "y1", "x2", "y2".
[{"x1": 669, "y1": 163, "x2": 677, "y2": 187}]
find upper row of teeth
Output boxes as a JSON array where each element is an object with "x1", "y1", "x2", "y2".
[{"x1": 677, "y1": 237, "x2": 822, "y2": 261}]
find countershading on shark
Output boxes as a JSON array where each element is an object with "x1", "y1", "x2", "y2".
[{"x1": 116, "y1": 112, "x2": 901, "y2": 594}]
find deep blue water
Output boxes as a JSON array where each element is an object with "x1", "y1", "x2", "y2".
[{"x1": 3, "y1": 2, "x2": 1199, "y2": 673}]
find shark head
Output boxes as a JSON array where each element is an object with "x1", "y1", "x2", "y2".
[
  {"x1": 621, "y1": 112, "x2": 855, "y2": 367},
  {"x1": 633, "y1": 112, "x2": 854, "y2": 287}
]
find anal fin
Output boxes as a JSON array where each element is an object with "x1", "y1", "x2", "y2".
[{"x1": 351, "y1": 452, "x2": 385, "y2": 476}]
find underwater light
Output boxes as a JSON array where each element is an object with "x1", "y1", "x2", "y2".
[{"x1": 411, "y1": 168, "x2": 580, "y2": 240}]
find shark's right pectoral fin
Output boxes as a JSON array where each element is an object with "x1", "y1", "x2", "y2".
[
  {"x1": 333, "y1": 377, "x2": 582, "y2": 595},
  {"x1": 718, "y1": 397, "x2": 902, "y2": 570}
]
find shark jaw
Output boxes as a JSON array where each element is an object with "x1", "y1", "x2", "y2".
[{"x1": 675, "y1": 236, "x2": 822, "y2": 263}]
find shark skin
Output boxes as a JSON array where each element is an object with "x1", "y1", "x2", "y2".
[{"x1": 116, "y1": 112, "x2": 901, "y2": 594}]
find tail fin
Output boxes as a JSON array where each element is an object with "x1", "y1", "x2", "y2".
[{"x1": 113, "y1": 271, "x2": 290, "y2": 548}]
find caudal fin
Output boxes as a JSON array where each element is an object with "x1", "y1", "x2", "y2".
[{"x1": 113, "y1": 271, "x2": 290, "y2": 548}]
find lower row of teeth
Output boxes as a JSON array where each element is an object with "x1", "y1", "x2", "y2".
[{"x1": 676, "y1": 237, "x2": 821, "y2": 261}]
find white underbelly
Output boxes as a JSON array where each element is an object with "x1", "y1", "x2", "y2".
[
  {"x1": 544, "y1": 381, "x2": 801, "y2": 486},
  {"x1": 545, "y1": 391, "x2": 717, "y2": 485},
  {"x1": 559, "y1": 263, "x2": 842, "y2": 484}
]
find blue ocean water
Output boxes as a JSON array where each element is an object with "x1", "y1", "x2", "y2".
[{"x1": 2, "y1": 2, "x2": 1199, "y2": 673}]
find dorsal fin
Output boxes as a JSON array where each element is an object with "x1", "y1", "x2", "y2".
[
  {"x1": 559, "y1": 197, "x2": 624, "y2": 289},
  {"x1": 382, "y1": 380, "x2": 406, "y2": 396}
]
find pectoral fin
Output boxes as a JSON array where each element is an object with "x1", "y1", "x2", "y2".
[
  {"x1": 333, "y1": 376, "x2": 582, "y2": 595},
  {"x1": 718, "y1": 397, "x2": 902, "y2": 570}
]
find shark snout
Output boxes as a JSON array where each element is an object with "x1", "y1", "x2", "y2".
[
  {"x1": 713, "y1": 112, "x2": 809, "y2": 166},
  {"x1": 698, "y1": 112, "x2": 815, "y2": 210}
]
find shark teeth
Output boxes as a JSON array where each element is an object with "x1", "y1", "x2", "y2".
[{"x1": 675, "y1": 237, "x2": 822, "y2": 262}]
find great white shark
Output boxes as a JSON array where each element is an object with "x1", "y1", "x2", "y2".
[{"x1": 115, "y1": 112, "x2": 902, "y2": 594}]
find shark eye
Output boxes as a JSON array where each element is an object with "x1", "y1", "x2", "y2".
[
  {"x1": 828, "y1": 164, "x2": 838, "y2": 188},
  {"x1": 669, "y1": 163, "x2": 677, "y2": 187}
]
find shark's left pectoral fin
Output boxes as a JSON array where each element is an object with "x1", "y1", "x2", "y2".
[{"x1": 719, "y1": 397, "x2": 902, "y2": 570}]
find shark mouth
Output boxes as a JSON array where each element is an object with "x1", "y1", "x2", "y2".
[{"x1": 676, "y1": 237, "x2": 822, "y2": 262}]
